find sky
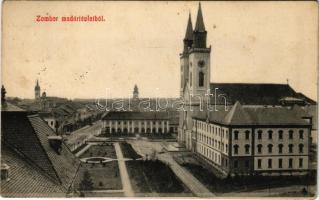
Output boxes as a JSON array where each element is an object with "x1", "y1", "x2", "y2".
[{"x1": 2, "y1": 1, "x2": 318, "y2": 100}]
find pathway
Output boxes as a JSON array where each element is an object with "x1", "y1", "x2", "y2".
[
  {"x1": 75, "y1": 143, "x2": 93, "y2": 157},
  {"x1": 157, "y1": 153, "x2": 215, "y2": 197},
  {"x1": 129, "y1": 140, "x2": 214, "y2": 197},
  {"x1": 114, "y1": 142, "x2": 134, "y2": 197}
]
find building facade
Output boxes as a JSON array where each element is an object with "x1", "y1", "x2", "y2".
[
  {"x1": 178, "y1": 3, "x2": 315, "y2": 176},
  {"x1": 102, "y1": 111, "x2": 170, "y2": 135},
  {"x1": 192, "y1": 102, "x2": 311, "y2": 176}
]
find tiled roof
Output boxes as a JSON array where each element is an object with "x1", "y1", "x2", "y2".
[
  {"x1": 1, "y1": 103, "x2": 25, "y2": 112},
  {"x1": 210, "y1": 83, "x2": 316, "y2": 105},
  {"x1": 28, "y1": 115, "x2": 81, "y2": 190},
  {"x1": 1, "y1": 145, "x2": 65, "y2": 197},
  {"x1": 194, "y1": 102, "x2": 310, "y2": 126},
  {"x1": 2, "y1": 112, "x2": 60, "y2": 181},
  {"x1": 102, "y1": 111, "x2": 170, "y2": 120},
  {"x1": 1, "y1": 111, "x2": 80, "y2": 195}
]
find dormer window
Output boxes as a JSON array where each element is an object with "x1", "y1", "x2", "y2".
[{"x1": 48, "y1": 135, "x2": 63, "y2": 154}]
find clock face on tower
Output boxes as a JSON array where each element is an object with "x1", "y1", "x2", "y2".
[{"x1": 198, "y1": 60, "x2": 205, "y2": 68}]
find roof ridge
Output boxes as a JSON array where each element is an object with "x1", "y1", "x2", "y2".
[
  {"x1": 26, "y1": 116, "x2": 64, "y2": 187},
  {"x1": 224, "y1": 101, "x2": 253, "y2": 125}
]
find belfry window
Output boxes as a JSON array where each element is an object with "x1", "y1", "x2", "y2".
[{"x1": 199, "y1": 71, "x2": 204, "y2": 87}]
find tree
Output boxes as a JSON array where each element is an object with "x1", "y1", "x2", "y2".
[
  {"x1": 79, "y1": 170, "x2": 94, "y2": 191},
  {"x1": 1, "y1": 85, "x2": 6, "y2": 106}
]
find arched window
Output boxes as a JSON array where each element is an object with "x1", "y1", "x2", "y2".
[
  {"x1": 299, "y1": 144, "x2": 304, "y2": 153},
  {"x1": 190, "y1": 72, "x2": 192, "y2": 87},
  {"x1": 278, "y1": 144, "x2": 283, "y2": 154},
  {"x1": 257, "y1": 144, "x2": 262, "y2": 153},
  {"x1": 257, "y1": 130, "x2": 262, "y2": 140},
  {"x1": 245, "y1": 144, "x2": 250, "y2": 154},
  {"x1": 268, "y1": 144, "x2": 273, "y2": 153},
  {"x1": 289, "y1": 130, "x2": 294, "y2": 139},
  {"x1": 289, "y1": 144, "x2": 294, "y2": 153},
  {"x1": 199, "y1": 71, "x2": 204, "y2": 87},
  {"x1": 278, "y1": 130, "x2": 283, "y2": 140},
  {"x1": 299, "y1": 130, "x2": 304, "y2": 139},
  {"x1": 245, "y1": 130, "x2": 250, "y2": 140},
  {"x1": 234, "y1": 130, "x2": 239, "y2": 140},
  {"x1": 233, "y1": 145, "x2": 239, "y2": 155},
  {"x1": 268, "y1": 130, "x2": 273, "y2": 139}
]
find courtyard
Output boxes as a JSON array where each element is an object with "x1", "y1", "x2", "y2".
[{"x1": 74, "y1": 140, "x2": 194, "y2": 197}]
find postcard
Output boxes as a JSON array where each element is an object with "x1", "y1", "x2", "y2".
[{"x1": 1, "y1": 1, "x2": 317, "y2": 198}]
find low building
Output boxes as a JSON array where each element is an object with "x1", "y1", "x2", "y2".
[
  {"x1": 191, "y1": 102, "x2": 312, "y2": 176},
  {"x1": 102, "y1": 111, "x2": 170, "y2": 135},
  {"x1": 39, "y1": 112, "x2": 57, "y2": 132}
]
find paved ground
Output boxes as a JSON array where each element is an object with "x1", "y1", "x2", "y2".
[
  {"x1": 129, "y1": 140, "x2": 214, "y2": 197},
  {"x1": 65, "y1": 121, "x2": 102, "y2": 151},
  {"x1": 114, "y1": 142, "x2": 135, "y2": 197},
  {"x1": 158, "y1": 153, "x2": 215, "y2": 197},
  {"x1": 75, "y1": 143, "x2": 93, "y2": 157}
]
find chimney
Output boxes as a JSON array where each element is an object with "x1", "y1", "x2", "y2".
[
  {"x1": 1, "y1": 163, "x2": 10, "y2": 181},
  {"x1": 48, "y1": 135, "x2": 63, "y2": 154}
]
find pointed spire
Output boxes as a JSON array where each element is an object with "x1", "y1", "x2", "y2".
[
  {"x1": 184, "y1": 12, "x2": 193, "y2": 40},
  {"x1": 36, "y1": 79, "x2": 39, "y2": 86},
  {"x1": 194, "y1": 2, "x2": 206, "y2": 32}
]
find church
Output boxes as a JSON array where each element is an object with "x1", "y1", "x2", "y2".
[{"x1": 178, "y1": 3, "x2": 316, "y2": 176}]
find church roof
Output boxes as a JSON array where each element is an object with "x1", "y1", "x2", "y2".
[
  {"x1": 194, "y1": 2, "x2": 206, "y2": 32},
  {"x1": 210, "y1": 83, "x2": 316, "y2": 105}
]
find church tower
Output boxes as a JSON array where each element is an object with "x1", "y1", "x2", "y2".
[
  {"x1": 178, "y1": 3, "x2": 211, "y2": 150},
  {"x1": 133, "y1": 84, "x2": 139, "y2": 99},
  {"x1": 180, "y1": 13, "x2": 193, "y2": 97},
  {"x1": 188, "y1": 2, "x2": 211, "y2": 103},
  {"x1": 35, "y1": 79, "x2": 41, "y2": 100}
]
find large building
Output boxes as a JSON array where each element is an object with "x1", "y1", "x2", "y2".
[
  {"x1": 178, "y1": 3, "x2": 316, "y2": 176},
  {"x1": 102, "y1": 111, "x2": 170, "y2": 135}
]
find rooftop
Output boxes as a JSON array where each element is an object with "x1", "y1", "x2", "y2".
[{"x1": 1, "y1": 111, "x2": 81, "y2": 196}]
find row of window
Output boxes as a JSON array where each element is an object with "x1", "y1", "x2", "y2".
[
  {"x1": 198, "y1": 133, "x2": 228, "y2": 153},
  {"x1": 233, "y1": 158, "x2": 304, "y2": 169},
  {"x1": 106, "y1": 127, "x2": 168, "y2": 133},
  {"x1": 256, "y1": 143, "x2": 304, "y2": 154},
  {"x1": 233, "y1": 143, "x2": 305, "y2": 155},
  {"x1": 109, "y1": 120, "x2": 169, "y2": 126},
  {"x1": 196, "y1": 121, "x2": 228, "y2": 139},
  {"x1": 198, "y1": 144, "x2": 230, "y2": 168},
  {"x1": 257, "y1": 158, "x2": 304, "y2": 169},
  {"x1": 233, "y1": 129, "x2": 305, "y2": 140}
]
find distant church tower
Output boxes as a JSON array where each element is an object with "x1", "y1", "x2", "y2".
[
  {"x1": 133, "y1": 84, "x2": 139, "y2": 99},
  {"x1": 35, "y1": 79, "x2": 41, "y2": 100},
  {"x1": 178, "y1": 3, "x2": 211, "y2": 149}
]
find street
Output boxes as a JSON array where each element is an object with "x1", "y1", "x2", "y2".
[{"x1": 65, "y1": 120, "x2": 102, "y2": 151}]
